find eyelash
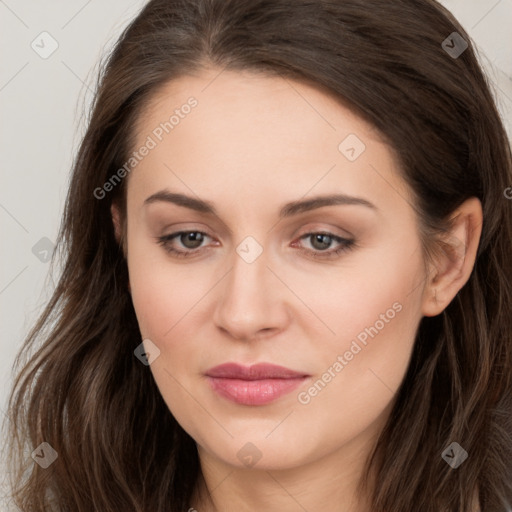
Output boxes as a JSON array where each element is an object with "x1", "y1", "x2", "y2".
[{"x1": 155, "y1": 230, "x2": 356, "y2": 260}]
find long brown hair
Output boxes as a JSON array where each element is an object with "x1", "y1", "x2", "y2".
[{"x1": 5, "y1": 0, "x2": 512, "y2": 510}]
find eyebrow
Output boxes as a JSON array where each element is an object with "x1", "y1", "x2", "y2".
[{"x1": 143, "y1": 190, "x2": 377, "y2": 218}]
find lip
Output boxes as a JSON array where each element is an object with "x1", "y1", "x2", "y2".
[{"x1": 205, "y1": 363, "x2": 310, "y2": 406}]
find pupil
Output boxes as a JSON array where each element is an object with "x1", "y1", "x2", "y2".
[
  {"x1": 312, "y1": 234, "x2": 331, "y2": 250},
  {"x1": 182, "y1": 232, "x2": 203, "y2": 248}
]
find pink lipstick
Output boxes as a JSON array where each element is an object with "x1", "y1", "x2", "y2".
[{"x1": 205, "y1": 362, "x2": 310, "y2": 406}]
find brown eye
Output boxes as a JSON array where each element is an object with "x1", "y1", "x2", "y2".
[
  {"x1": 156, "y1": 231, "x2": 212, "y2": 258},
  {"x1": 309, "y1": 233, "x2": 335, "y2": 251},
  {"x1": 292, "y1": 232, "x2": 356, "y2": 260},
  {"x1": 177, "y1": 231, "x2": 206, "y2": 249}
]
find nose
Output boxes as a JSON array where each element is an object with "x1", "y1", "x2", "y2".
[{"x1": 212, "y1": 243, "x2": 291, "y2": 341}]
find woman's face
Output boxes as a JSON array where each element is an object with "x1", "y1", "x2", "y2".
[{"x1": 118, "y1": 68, "x2": 431, "y2": 472}]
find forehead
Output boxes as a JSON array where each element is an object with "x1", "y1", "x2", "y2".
[
  {"x1": 127, "y1": 68, "x2": 413, "y2": 216},
  {"x1": 135, "y1": 68, "x2": 382, "y2": 150}
]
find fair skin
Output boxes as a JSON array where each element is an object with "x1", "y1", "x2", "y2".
[{"x1": 112, "y1": 68, "x2": 482, "y2": 512}]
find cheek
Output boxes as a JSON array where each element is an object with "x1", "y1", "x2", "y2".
[
  {"x1": 282, "y1": 232, "x2": 424, "y2": 352},
  {"x1": 126, "y1": 224, "x2": 212, "y2": 339},
  {"x1": 127, "y1": 248, "x2": 210, "y2": 434},
  {"x1": 294, "y1": 300, "x2": 419, "y2": 452},
  {"x1": 291, "y1": 236, "x2": 424, "y2": 411}
]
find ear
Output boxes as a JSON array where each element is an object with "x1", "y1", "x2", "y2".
[
  {"x1": 111, "y1": 202, "x2": 130, "y2": 292},
  {"x1": 421, "y1": 197, "x2": 483, "y2": 317},
  {"x1": 111, "y1": 202, "x2": 127, "y2": 257}
]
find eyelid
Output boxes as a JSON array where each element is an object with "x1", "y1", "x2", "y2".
[
  {"x1": 291, "y1": 231, "x2": 355, "y2": 258},
  {"x1": 156, "y1": 223, "x2": 352, "y2": 246},
  {"x1": 294, "y1": 223, "x2": 354, "y2": 238},
  {"x1": 156, "y1": 227, "x2": 356, "y2": 261}
]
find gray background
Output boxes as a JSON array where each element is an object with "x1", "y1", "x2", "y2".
[{"x1": 1, "y1": 0, "x2": 511, "y2": 508}]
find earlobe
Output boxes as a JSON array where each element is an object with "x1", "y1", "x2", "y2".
[{"x1": 421, "y1": 197, "x2": 483, "y2": 317}]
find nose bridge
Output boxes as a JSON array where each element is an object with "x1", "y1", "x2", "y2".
[
  {"x1": 225, "y1": 235, "x2": 273, "y2": 312},
  {"x1": 213, "y1": 235, "x2": 288, "y2": 339}
]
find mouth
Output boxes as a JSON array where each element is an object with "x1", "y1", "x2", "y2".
[{"x1": 205, "y1": 362, "x2": 310, "y2": 406}]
